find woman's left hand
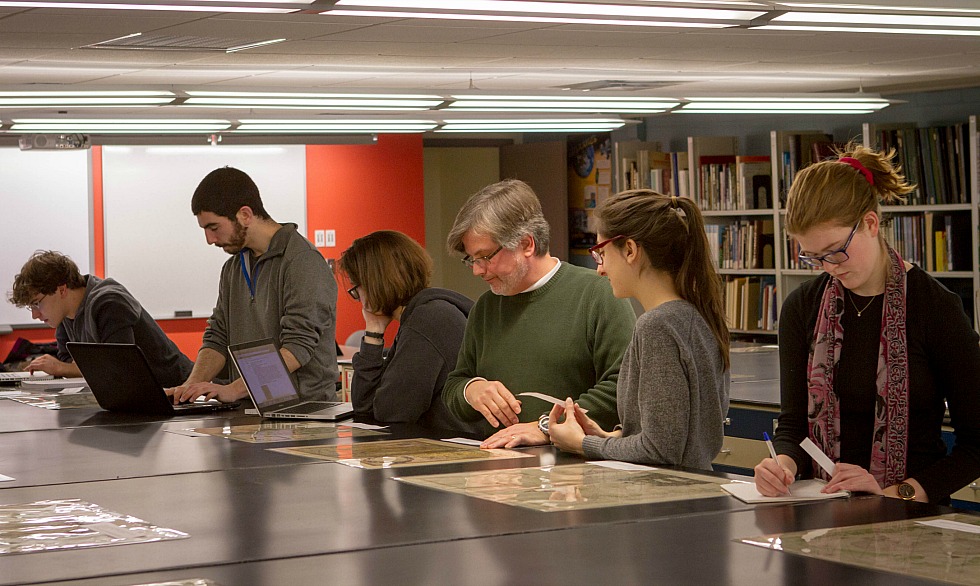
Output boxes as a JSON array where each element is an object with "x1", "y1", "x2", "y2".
[
  {"x1": 823, "y1": 462, "x2": 883, "y2": 495},
  {"x1": 548, "y1": 398, "x2": 588, "y2": 455},
  {"x1": 361, "y1": 306, "x2": 393, "y2": 334}
]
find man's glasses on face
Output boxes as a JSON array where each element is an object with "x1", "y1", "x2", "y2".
[
  {"x1": 461, "y1": 245, "x2": 503, "y2": 269},
  {"x1": 797, "y1": 219, "x2": 862, "y2": 269},
  {"x1": 27, "y1": 294, "x2": 45, "y2": 312}
]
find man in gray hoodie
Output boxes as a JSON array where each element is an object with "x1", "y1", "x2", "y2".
[
  {"x1": 8, "y1": 250, "x2": 193, "y2": 387},
  {"x1": 169, "y1": 167, "x2": 338, "y2": 404}
]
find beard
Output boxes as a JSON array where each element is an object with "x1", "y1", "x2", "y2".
[
  {"x1": 220, "y1": 221, "x2": 248, "y2": 255},
  {"x1": 489, "y1": 254, "x2": 531, "y2": 296}
]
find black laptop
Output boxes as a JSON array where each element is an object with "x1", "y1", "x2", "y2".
[{"x1": 66, "y1": 342, "x2": 240, "y2": 416}]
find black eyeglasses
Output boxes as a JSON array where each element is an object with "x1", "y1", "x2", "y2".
[
  {"x1": 347, "y1": 285, "x2": 360, "y2": 301},
  {"x1": 797, "y1": 219, "x2": 861, "y2": 269},
  {"x1": 461, "y1": 245, "x2": 503, "y2": 269},
  {"x1": 588, "y1": 235, "x2": 625, "y2": 265}
]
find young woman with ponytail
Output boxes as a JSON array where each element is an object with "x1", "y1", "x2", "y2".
[
  {"x1": 754, "y1": 143, "x2": 980, "y2": 504},
  {"x1": 547, "y1": 190, "x2": 731, "y2": 471}
]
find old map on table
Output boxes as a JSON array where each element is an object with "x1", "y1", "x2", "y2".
[
  {"x1": 185, "y1": 421, "x2": 387, "y2": 443},
  {"x1": 740, "y1": 512, "x2": 980, "y2": 585},
  {"x1": 5, "y1": 393, "x2": 101, "y2": 410},
  {"x1": 269, "y1": 438, "x2": 532, "y2": 469},
  {"x1": 396, "y1": 463, "x2": 731, "y2": 512}
]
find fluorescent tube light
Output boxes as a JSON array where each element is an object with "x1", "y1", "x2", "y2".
[
  {"x1": 780, "y1": 2, "x2": 980, "y2": 14},
  {"x1": 680, "y1": 97, "x2": 891, "y2": 114},
  {"x1": 184, "y1": 91, "x2": 445, "y2": 110},
  {"x1": 447, "y1": 95, "x2": 679, "y2": 113},
  {"x1": 0, "y1": 91, "x2": 176, "y2": 107},
  {"x1": 756, "y1": 24, "x2": 980, "y2": 36},
  {"x1": 437, "y1": 118, "x2": 626, "y2": 133},
  {"x1": 234, "y1": 120, "x2": 438, "y2": 133},
  {"x1": 0, "y1": 1, "x2": 297, "y2": 11},
  {"x1": 328, "y1": 0, "x2": 766, "y2": 27},
  {"x1": 10, "y1": 119, "x2": 231, "y2": 133},
  {"x1": 773, "y1": 11, "x2": 980, "y2": 28}
]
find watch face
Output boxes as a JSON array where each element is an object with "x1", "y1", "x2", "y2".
[{"x1": 898, "y1": 483, "x2": 916, "y2": 500}]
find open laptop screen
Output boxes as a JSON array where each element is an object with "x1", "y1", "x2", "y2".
[{"x1": 230, "y1": 341, "x2": 299, "y2": 409}]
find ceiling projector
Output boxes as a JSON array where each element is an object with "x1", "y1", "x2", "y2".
[{"x1": 18, "y1": 133, "x2": 91, "y2": 151}]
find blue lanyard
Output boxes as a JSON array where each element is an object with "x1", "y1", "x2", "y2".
[{"x1": 240, "y1": 251, "x2": 258, "y2": 298}]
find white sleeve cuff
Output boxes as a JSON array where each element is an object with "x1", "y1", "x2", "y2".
[{"x1": 462, "y1": 377, "x2": 487, "y2": 407}]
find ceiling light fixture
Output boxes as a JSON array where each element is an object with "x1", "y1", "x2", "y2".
[
  {"x1": 184, "y1": 91, "x2": 446, "y2": 111},
  {"x1": 0, "y1": 91, "x2": 176, "y2": 108},
  {"x1": 9, "y1": 119, "x2": 231, "y2": 133},
  {"x1": 0, "y1": 0, "x2": 300, "y2": 12},
  {"x1": 234, "y1": 119, "x2": 439, "y2": 133},
  {"x1": 679, "y1": 96, "x2": 893, "y2": 114},
  {"x1": 328, "y1": 0, "x2": 767, "y2": 28},
  {"x1": 436, "y1": 118, "x2": 627, "y2": 133},
  {"x1": 759, "y1": 6, "x2": 980, "y2": 36},
  {"x1": 446, "y1": 95, "x2": 680, "y2": 113}
]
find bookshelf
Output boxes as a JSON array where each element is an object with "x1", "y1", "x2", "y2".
[{"x1": 613, "y1": 116, "x2": 980, "y2": 336}]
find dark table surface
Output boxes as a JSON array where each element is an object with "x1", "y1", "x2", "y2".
[{"x1": 0, "y1": 394, "x2": 973, "y2": 586}]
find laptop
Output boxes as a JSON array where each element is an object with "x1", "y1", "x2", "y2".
[
  {"x1": 0, "y1": 371, "x2": 54, "y2": 385},
  {"x1": 228, "y1": 338, "x2": 353, "y2": 421},
  {"x1": 66, "y1": 342, "x2": 240, "y2": 416}
]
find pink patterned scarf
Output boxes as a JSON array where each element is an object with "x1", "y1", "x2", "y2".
[{"x1": 806, "y1": 245, "x2": 909, "y2": 487}]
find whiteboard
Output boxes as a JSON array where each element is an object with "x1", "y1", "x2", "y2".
[
  {"x1": 102, "y1": 145, "x2": 307, "y2": 319},
  {"x1": 0, "y1": 148, "x2": 92, "y2": 327}
]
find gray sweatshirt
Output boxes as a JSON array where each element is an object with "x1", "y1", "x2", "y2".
[
  {"x1": 57, "y1": 275, "x2": 193, "y2": 388},
  {"x1": 581, "y1": 299, "x2": 730, "y2": 471},
  {"x1": 201, "y1": 223, "x2": 338, "y2": 400}
]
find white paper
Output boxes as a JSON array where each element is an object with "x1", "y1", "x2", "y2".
[
  {"x1": 440, "y1": 437, "x2": 483, "y2": 446},
  {"x1": 587, "y1": 460, "x2": 657, "y2": 471},
  {"x1": 0, "y1": 390, "x2": 26, "y2": 397},
  {"x1": 916, "y1": 519, "x2": 980, "y2": 535},
  {"x1": 341, "y1": 422, "x2": 388, "y2": 430},
  {"x1": 517, "y1": 392, "x2": 588, "y2": 412},
  {"x1": 721, "y1": 479, "x2": 848, "y2": 503},
  {"x1": 58, "y1": 387, "x2": 85, "y2": 395},
  {"x1": 800, "y1": 437, "x2": 836, "y2": 477},
  {"x1": 0, "y1": 474, "x2": 14, "y2": 482}
]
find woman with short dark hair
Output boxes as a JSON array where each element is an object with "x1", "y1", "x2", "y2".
[{"x1": 338, "y1": 231, "x2": 478, "y2": 433}]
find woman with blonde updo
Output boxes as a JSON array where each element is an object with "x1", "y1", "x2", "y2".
[
  {"x1": 547, "y1": 190, "x2": 731, "y2": 470},
  {"x1": 754, "y1": 143, "x2": 980, "y2": 504}
]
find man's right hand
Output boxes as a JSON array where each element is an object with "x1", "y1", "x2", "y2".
[
  {"x1": 463, "y1": 380, "x2": 522, "y2": 428},
  {"x1": 166, "y1": 381, "x2": 244, "y2": 405}
]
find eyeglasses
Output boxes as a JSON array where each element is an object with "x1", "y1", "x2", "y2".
[
  {"x1": 27, "y1": 294, "x2": 45, "y2": 311},
  {"x1": 797, "y1": 220, "x2": 861, "y2": 269},
  {"x1": 461, "y1": 245, "x2": 503, "y2": 269},
  {"x1": 347, "y1": 285, "x2": 360, "y2": 301},
  {"x1": 589, "y1": 235, "x2": 626, "y2": 265}
]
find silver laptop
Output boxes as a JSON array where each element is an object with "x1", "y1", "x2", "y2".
[
  {"x1": 228, "y1": 338, "x2": 353, "y2": 421},
  {"x1": 0, "y1": 371, "x2": 54, "y2": 383}
]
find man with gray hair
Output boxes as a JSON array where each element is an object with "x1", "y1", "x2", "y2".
[{"x1": 443, "y1": 179, "x2": 635, "y2": 446}]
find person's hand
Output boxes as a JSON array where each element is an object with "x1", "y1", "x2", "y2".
[
  {"x1": 464, "y1": 380, "x2": 521, "y2": 428},
  {"x1": 481, "y1": 422, "x2": 547, "y2": 449},
  {"x1": 548, "y1": 398, "x2": 589, "y2": 455},
  {"x1": 26, "y1": 354, "x2": 70, "y2": 377},
  {"x1": 361, "y1": 306, "x2": 393, "y2": 335},
  {"x1": 166, "y1": 381, "x2": 244, "y2": 404},
  {"x1": 823, "y1": 462, "x2": 882, "y2": 495},
  {"x1": 568, "y1": 402, "x2": 608, "y2": 437},
  {"x1": 754, "y1": 455, "x2": 796, "y2": 496}
]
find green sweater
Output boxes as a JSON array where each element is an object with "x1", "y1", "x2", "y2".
[{"x1": 444, "y1": 261, "x2": 636, "y2": 437}]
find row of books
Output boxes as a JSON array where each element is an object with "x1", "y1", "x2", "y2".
[
  {"x1": 724, "y1": 276, "x2": 778, "y2": 332},
  {"x1": 882, "y1": 212, "x2": 972, "y2": 272},
  {"x1": 694, "y1": 155, "x2": 772, "y2": 211},
  {"x1": 620, "y1": 149, "x2": 690, "y2": 197},
  {"x1": 873, "y1": 124, "x2": 971, "y2": 205},
  {"x1": 778, "y1": 132, "x2": 837, "y2": 204},
  {"x1": 705, "y1": 220, "x2": 776, "y2": 270}
]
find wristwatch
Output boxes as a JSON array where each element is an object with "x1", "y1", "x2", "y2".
[
  {"x1": 897, "y1": 482, "x2": 916, "y2": 501},
  {"x1": 537, "y1": 413, "x2": 550, "y2": 437}
]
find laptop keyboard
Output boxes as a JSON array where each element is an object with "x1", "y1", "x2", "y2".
[{"x1": 278, "y1": 401, "x2": 340, "y2": 414}]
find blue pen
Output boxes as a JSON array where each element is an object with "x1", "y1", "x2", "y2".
[{"x1": 763, "y1": 432, "x2": 778, "y2": 461}]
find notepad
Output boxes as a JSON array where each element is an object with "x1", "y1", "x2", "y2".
[{"x1": 721, "y1": 479, "x2": 849, "y2": 503}]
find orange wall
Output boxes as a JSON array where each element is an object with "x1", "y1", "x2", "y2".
[
  {"x1": 307, "y1": 134, "x2": 426, "y2": 344},
  {"x1": 0, "y1": 135, "x2": 426, "y2": 362}
]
